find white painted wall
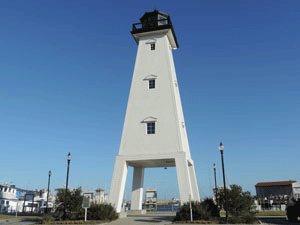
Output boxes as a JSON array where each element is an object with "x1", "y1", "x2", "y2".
[{"x1": 119, "y1": 30, "x2": 191, "y2": 159}]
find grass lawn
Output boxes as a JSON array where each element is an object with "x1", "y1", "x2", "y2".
[
  {"x1": 220, "y1": 210, "x2": 286, "y2": 216},
  {"x1": 0, "y1": 214, "x2": 41, "y2": 219},
  {"x1": 255, "y1": 211, "x2": 286, "y2": 216},
  {"x1": 0, "y1": 215, "x2": 108, "y2": 224}
]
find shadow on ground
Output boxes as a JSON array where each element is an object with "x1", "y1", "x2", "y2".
[
  {"x1": 0, "y1": 218, "x2": 39, "y2": 225},
  {"x1": 20, "y1": 218, "x2": 41, "y2": 223},
  {"x1": 259, "y1": 218, "x2": 300, "y2": 225}
]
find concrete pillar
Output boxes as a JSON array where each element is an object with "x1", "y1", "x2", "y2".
[
  {"x1": 175, "y1": 155, "x2": 193, "y2": 203},
  {"x1": 108, "y1": 157, "x2": 128, "y2": 213},
  {"x1": 131, "y1": 167, "x2": 144, "y2": 210},
  {"x1": 189, "y1": 163, "x2": 200, "y2": 201}
]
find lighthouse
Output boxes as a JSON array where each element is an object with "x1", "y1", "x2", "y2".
[{"x1": 109, "y1": 10, "x2": 200, "y2": 213}]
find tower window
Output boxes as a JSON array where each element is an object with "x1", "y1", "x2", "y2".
[
  {"x1": 149, "y1": 79, "x2": 155, "y2": 89},
  {"x1": 147, "y1": 122, "x2": 155, "y2": 134},
  {"x1": 150, "y1": 43, "x2": 155, "y2": 51}
]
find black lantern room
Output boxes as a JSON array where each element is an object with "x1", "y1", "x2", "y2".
[{"x1": 131, "y1": 10, "x2": 179, "y2": 49}]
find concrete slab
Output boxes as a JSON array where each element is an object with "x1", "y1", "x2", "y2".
[
  {"x1": 106, "y1": 213, "x2": 175, "y2": 225},
  {"x1": 127, "y1": 209, "x2": 147, "y2": 215}
]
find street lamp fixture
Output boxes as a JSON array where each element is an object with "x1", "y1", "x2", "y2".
[
  {"x1": 219, "y1": 142, "x2": 228, "y2": 223},
  {"x1": 46, "y1": 170, "x2": 51, "y2": 213},
  {"x1": 64, "y1": 152, "x2": 72, "y2": 220}
]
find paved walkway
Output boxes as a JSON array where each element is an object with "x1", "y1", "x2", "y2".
[
  {"x1": 106, "y1": 213, "x2": 175, "y2": 225},
  {"x1": 0, "y1": 217, "x2": 37, "y2": 225}
]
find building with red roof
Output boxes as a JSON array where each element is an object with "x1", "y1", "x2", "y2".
[{"x1": 255, "y1": 180, "x2": 300, "y2": 210}]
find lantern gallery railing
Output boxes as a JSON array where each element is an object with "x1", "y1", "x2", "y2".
[{"x1": 132, "y1": 18, "x2": 171, "y2": 32}]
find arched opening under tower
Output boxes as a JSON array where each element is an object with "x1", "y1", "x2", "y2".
[
  {"x1": 123, "y1": 167, "x2": 180, "y2": 211},
  {"x1": 109, "y1": 154, "x2": 199, "y2": 213}
]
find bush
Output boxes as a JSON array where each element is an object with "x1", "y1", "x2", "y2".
[
  {"x1": 53, "y1": 188, "x2": 85, "y2": 221},
  {"x1": 230, "y1": 212, "x2": 257, "y2": 224},
  {"x1": 87, "y1": 203, "x2": 118, "y2": 221},
  {"x1": 201, "y1": 198, "x2": 220, "y2": 218},
  {"x1": 286, "y1": 199, "x2": 300, "y2": 222},
  {"x1": 41, "y1": 214, "x2": 55, "y2": 223},
  {"x1": 173, "y1": 199, "x2": 219, "y2": 222}
]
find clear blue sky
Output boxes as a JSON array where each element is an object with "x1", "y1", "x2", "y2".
[{"x1": 1, "y1": 0, "x2": 299, "y2": 200}]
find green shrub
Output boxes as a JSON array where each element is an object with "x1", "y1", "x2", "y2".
[
  {"x1": 173, "y1": 199, "x2": 219, "y2": 222},
  {"x1": 229, "y1": 211, "x2": 257, "y2": 224},
  {"x1": 201, "y1": 198, "x2": 220, "y2": 218},
  {"x1": 87, "y1": 203, "x2": 118, "y2": 221},
  {"x1": 53, "y1": 188, "x2": 85, "y2": 221},
  {"x1": 41, "y1": 214, "x2": 55, "y2": 224},
  {"x1": 286, "y1": 199, "x2": 300, "y2": 222}
]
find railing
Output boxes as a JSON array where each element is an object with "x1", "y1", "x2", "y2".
[{"x1": 132, "y1": 18, "x2": 171, "y2": 32}]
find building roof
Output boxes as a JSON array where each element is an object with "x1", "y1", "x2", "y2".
[
  {"x1": 0, "y1": 184, "x2": 16, "y2": 188},
  {"x1": 139, "y1": 10, "x2": 169, "y2": 22},
  {"x1": 255, "y1": 180, "x2": 297, "y2": 187}
]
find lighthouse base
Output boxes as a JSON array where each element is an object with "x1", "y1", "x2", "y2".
[{"x1": 108, "y1": 152, "x2": 200, "y2": 213}]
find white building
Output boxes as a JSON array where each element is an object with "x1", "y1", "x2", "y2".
[
  {"x1": 0, "y1": 184, "x2": 54, "y2": 213},
  {"x1": 255, "y1": 180, "x2": 300, "y2": 200},
  {"x1": 83, "y1": 188, "x2": 108, "y2": 204},
  {"x1": 0, "y1": 184, "x2": 18, "y2": 213},
  {"x1": 144, "y1": 188, "x2": 157, "y2": 210},
  {"x1": 94, "y1": 188, "x2": 108, "y2": 204},
  {"x1": 109, "y1": 10, "x2": 200, "y2": 213},
  {"x1": 18, "y1": 188, "x2": 54, "y2": 213},
  {"x1": 255, "y1": 180, "x2": 300, "y2": 211}
]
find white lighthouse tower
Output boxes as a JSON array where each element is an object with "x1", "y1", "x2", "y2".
[{"x1": 109, "y1": 10, "x2": 200, "y2": 213}]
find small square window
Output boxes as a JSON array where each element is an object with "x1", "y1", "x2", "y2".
[
  {"x1": 149, "y1": 79, "x2": 155, "y2": 89},
  {"x1": 150, "y1": 43, "x2": 155, "y2": 51},
  {"x1": 147, "y1": 122, "x2": 155, "y2": 134}
]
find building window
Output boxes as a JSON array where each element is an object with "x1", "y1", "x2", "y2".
[
  {"x1": 149, "y1": 79, "x2": 155, "y2": 89},
  {"x1": 150, "y1": 43, "x2": 155, "y2": 51},
  {"x1": 147, "y1": 122, "x2": 155, "y2": 134}
]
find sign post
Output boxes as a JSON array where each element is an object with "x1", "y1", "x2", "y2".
[
  {"x1": 189, "y1": 195, "x2": 193, "y2": 222},
  {"x1": 82, "y1": 197, "x2": 90, "y2": 222}
]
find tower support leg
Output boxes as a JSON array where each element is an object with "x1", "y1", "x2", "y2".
[
  {"x1": 189, "y1": 163, "x2": 200, "y2": 201},
  {"x1": 175, "y1": 155, "x2": 193, "y2": 203},
  {"x1": 131, "y1": 167, "x2": 144, "y2": 210},
  {"x1": 108, "y1": 157, "x2": 128, "y2": 213}
]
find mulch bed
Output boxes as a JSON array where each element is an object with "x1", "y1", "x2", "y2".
[{"x1": 173, "y1": 221, "x2": 220, "y2": 224}]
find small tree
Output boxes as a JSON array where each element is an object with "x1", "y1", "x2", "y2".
[
  {"x1": 54, "y1": 188, "x2": 84, "y2": 221},
  {"x1": 216, "y1": 184, "x2": 256, "y2": 223}
]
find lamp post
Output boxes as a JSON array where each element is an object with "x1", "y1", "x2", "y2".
[
  {"x1": 213, "y1": 163, "x2": 217, "y2": 203},
  {"x1": 213, "y1": 163, "x2": 217, "y2": 190},
  {"x1": 64, "y1": 152, "x2": 72, "y2": 220},
  {"x1": 46, "y1": 170, "x2": 51, "y2": 213},
  {"x1": 219, "y1": 142, "x2": 228, "y2": 223}
]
